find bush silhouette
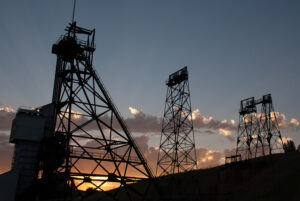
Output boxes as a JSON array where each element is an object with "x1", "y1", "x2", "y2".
[{"x1": 283, "y1": 140, "x2": 296, "y2": 153}]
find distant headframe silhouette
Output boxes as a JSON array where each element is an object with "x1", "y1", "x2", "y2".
[{"x1": 236, "y1": 94, "x2": 284, "y2": 160}]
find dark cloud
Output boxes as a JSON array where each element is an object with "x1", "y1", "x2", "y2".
[
  {"x1": 127, "y1": 108, "x2": 237, "y2": 133},
  {"x1": 56, "y1": 109, "x2": 161, "y2": 134},
  {"x1": 223, "y1": 148, "x2": 236, "y2": 157},
  {"x1": 126, "y1": 108, "x2": 237, "y2": 139},
  {"x1": 131, "y1": 135, "x2": 225, "y2": 173},
  {"x1": 0, "y1": 110, "x2": 15, "y2": 131},
  {"x1": 191, "y1": 109, "x2": 236, "y2": 131},
  {"x1": 226, "y1": 136, "x2": 235, "y2": 142},
  {"x1": 126, "y1": 112, "x2": 161, "y2": 133},
  {"x1": 259, "y1": 112, "x2": 300, "y2": 132},
  {"x1": 133, "y1": 135, "x2": 158, "y2": 173},
  {"x1": 200, "y1": 129, "x2": 217, "y2": 135},
  {"x1": 127, "y1": 108, "x2": 237, "y2": 143},
  {"x1": 0, "y1": 106, "x2": 236, "y2": 143}
]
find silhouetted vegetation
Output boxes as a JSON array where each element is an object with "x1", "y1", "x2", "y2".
[
  {"x1": 283, "y1": 140, "x2": 296, "y2": 153},
  {"x1": 86, "y1": 187, "x2": 96, "y2": 195}
]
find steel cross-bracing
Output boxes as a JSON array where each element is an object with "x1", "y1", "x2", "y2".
[
  {"x1": 236, "y1": 94, "x2": 284, "y2": 160},
  {"x1": 156, "y1": 67, "x2": 197, "y2": 176},
  {"x1": 259, "y1": 94, "x2": 284, "y2": 155},
  {"x1": 236, "y1": 97, "x2": 262, "y2": 160},
  {"x1": 39, "y1": 22, "x2": 154, "y2": 201}
]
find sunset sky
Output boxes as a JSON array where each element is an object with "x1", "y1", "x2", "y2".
[{"x1": 0, "y1": 0, "x2": 300, "y2": 173}]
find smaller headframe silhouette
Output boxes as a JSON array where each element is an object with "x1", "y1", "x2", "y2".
[{"x1": 236, "y1": 94, "x2": 284, "y2": 160}]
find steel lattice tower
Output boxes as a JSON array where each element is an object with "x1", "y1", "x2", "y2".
[
  {"x1": 259, "y1": 94, "x2": 283, "y2": 155},
  {"x1": 156, "y1": 67, "x2": 197, "y2": 176},
  {"x1": 236, "y1": 97, "x2": 261, "y2": 160},
  {"x1": 236, "y1": 94, "x2": 283, "y2": 160},
  {"x1": 39, "y1": 22, "x2": 153, "y2": 201}
]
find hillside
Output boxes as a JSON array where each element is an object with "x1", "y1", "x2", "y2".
[
  {"x1": 154, "y1": 152, "x2": 300, "y2": 201},
  {"x1": 87, "y1": 152, "x2": 300, "y2": 201}
]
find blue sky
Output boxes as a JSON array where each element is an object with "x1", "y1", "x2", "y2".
[{"x1": 0, "y1": 0, "x2": 300, "y2": 152}]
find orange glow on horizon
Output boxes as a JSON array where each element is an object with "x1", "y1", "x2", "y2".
[
  {"x1": 73, "y1": 176, "x2": 122, "y2": 191},
  {"x1": 0, "y1": 107, "x2": 15, "y2": 113},
  {"x1": 78, "y1": 181, "x2": 121, "y2": 192}
]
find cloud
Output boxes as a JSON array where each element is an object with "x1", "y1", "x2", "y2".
[
  {"x1": 201, "y1": 129, "x2": 217, "y2": 135},
  {"x1": 126, "y1": 107, "x2": 161, "y2": 133},
  {"x1": 275, "y1": 113, "x2": 286, "y2": 129},
  {"x1": 221, "y1": 120, "x2": 227, "y2": 124},
  {"x1": 192, "y1": 109, "x2": 236, "y2": 131},
  {"x1": 195, "y1": 148, "x2": 224, "y2": 169},
  {"x1": 218, "y1": 128, "x2": 234, "y2": 142},
  {"x1": 290, "y1": 118, "x2": 300, "y2": 126},
  {"x1": 81, "y1": 134, "x2": 227, "y2": 175},
  {"x1": 0, "y1": 105, "x2": 238, "y2": 142},
  {"x1": 190, "y1": 109, "x2": 237, "y2": 142},
  {"x1": 131, "y1": 135, "x2": 227, "y2": 174},
  {"x1": 0, "y1": 132, "x2": 13, "y2": 173},
  {"x1": 1, "y1": 104, "x2": 299, "y2": 146},
  {"x1": 132, "y1": 135, "x2": 225, "y2": 173},
  {"x1": 0, "y1": 107, "x2": 16, "y2": 113},
  {"x1": 218, "y1": 128, "x2": 231, "y2": 137},
  {"x1": 281, "y1": 137, "x2": 293, "y2": 144},
  {"x1": 0, "y1": 107, "x2": 16, "y2": 131},
  {"x1": 61, "y1": 106, "x2": 161, "y2": 134},
  {"x1": 271, "y1": 112, "x2": 300, "y2": 132},
  {"x1": 128, "y1": 107, "x2": 141, "y2": 116},
  {"x1": 125, "y1": 108, "x2": 239, "y2": 142},
  {"x1": 289, "y1": 118, "x2": 299, "y2": 128}
]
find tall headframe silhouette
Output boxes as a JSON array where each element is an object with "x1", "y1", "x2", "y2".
[
  {"x1": 236, "y1": 94, "x2": 284, "y2": 160},
  {"x1": 156, "y1": 67, "x2": 197, "y2": 176},
  {"x1": 43, "y1": 22, "x2": 153, "y2": 200}
]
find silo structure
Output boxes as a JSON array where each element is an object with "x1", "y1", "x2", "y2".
[{"x1": 10, "y1": 107, "x2": 47, "y2": 194}]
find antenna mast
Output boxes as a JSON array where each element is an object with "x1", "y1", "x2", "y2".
[{"x1": 72, "y1": 0, "x2": 76, "y2": 23}]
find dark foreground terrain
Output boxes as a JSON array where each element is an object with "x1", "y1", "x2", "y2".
[{"x1": 86, "y1": 152, "x2": 300, "y2": 201}]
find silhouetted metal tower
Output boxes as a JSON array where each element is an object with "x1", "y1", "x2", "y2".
[
  {"x1": 236, "y1": 97, "x2": 261, "y2": 160},
  {"x1": 259, "y1": 94, "x2": 283, "y2": 155},
  {"x1": 236, "y1": 94, "x2": 283, "y2": 160},
  {"x1": 40, "y1": 22, "x2": 153, "y2": 201},
  {"x1": 156, "y1": 67, "x2": 197, "y2": 176}
]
